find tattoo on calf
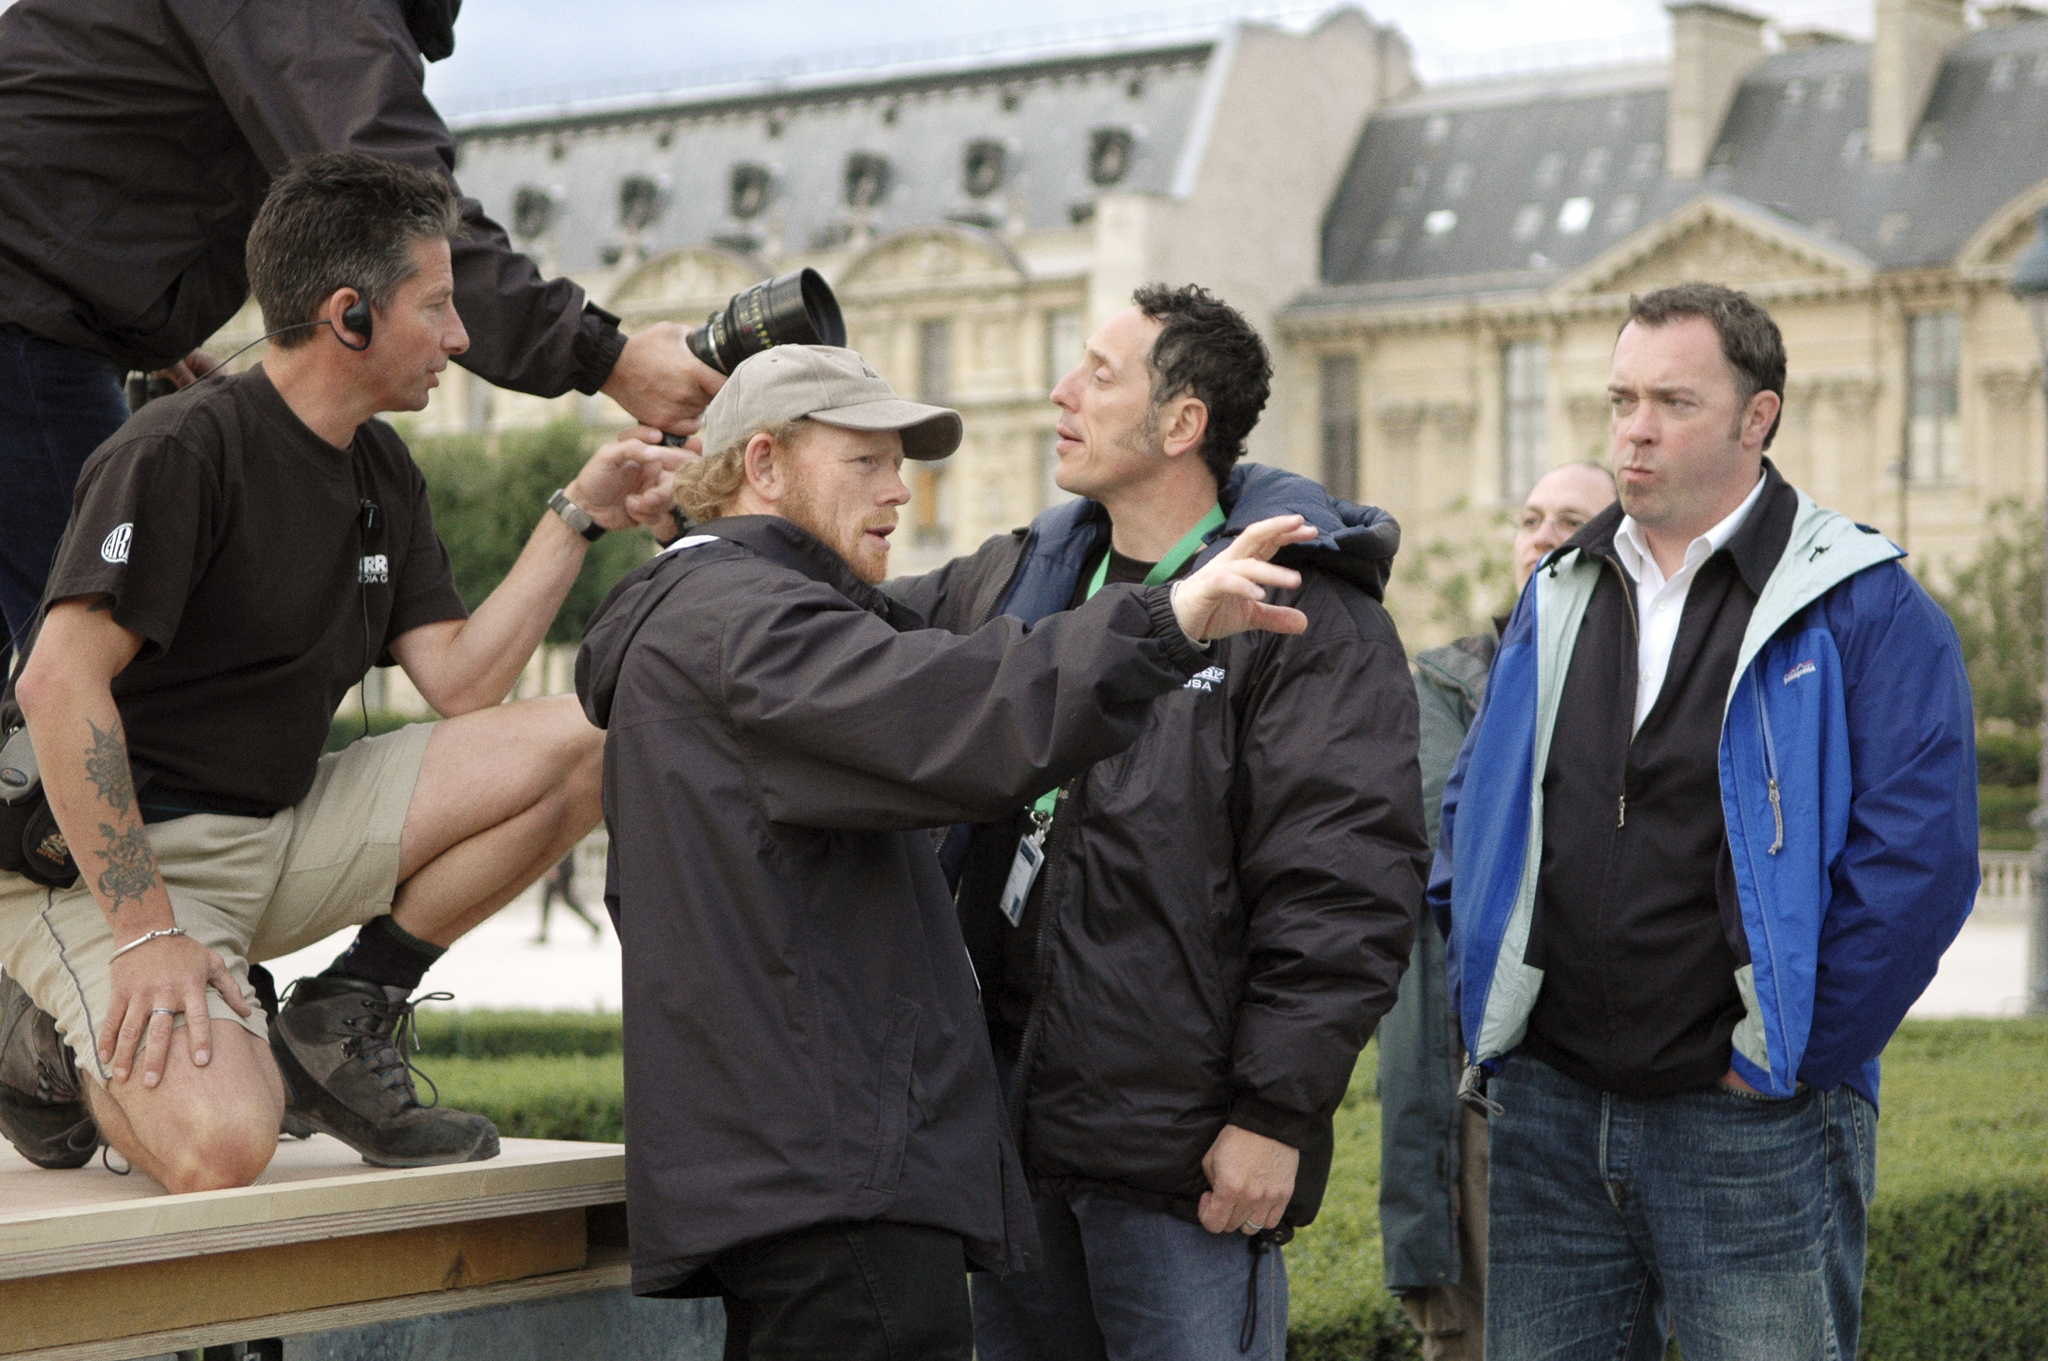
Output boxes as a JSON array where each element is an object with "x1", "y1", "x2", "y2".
[
  {"x1": 84, "y1": 719, "x2": 134, "y2": 815},
  {"x1": 94, "y1": 823, "x2": 158, "y2": 913}
]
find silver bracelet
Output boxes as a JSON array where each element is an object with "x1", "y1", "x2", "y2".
[{"x1": 110, "y1": 927, "x2": 186, "y2": 961}]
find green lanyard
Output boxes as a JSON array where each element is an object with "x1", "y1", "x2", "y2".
[
  {"x1": 1032, "y1": 505, "x2": 1225, "y2": 817},
  {"x1": 1082, "y1": 504, "x2": 1226, "y2": 600}
]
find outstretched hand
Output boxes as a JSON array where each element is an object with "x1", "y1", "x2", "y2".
[{"x1": 1169, "y1": 514, "x2": 1317, "y2": 644}]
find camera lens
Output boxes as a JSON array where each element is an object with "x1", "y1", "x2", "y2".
[{"x1": 685, "y1": 268, "x2": 848, "y2": 375}]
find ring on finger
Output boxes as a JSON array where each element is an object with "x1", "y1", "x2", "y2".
[{"x1": 150, "y1": 1008, "x2": 177, "y2": 1018}]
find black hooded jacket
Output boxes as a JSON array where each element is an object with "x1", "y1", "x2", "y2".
[
  {"x1": 576, "y1": 516, "x2": 1214, "y2": 1296},
  {"x1": 885, "y1": 465, "x2": 1429, "y2": 1229}
]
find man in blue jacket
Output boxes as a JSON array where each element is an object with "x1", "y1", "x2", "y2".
[{"x1": 1432, "y1": 282, "x2": 1977, "y2": 1360}]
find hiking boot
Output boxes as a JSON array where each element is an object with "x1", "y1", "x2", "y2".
[
  {"x1": 0, "y1": 972, "x2": 100, "y2": 1169},
  {"x1": 270, "y1": 975, "x2": 498, "y2": 1168}
]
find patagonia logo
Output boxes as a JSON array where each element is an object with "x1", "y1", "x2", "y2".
[
  {"x1": 358, "y1": 554, "x2": 389, "y2": 585},
  {"x1": 100, "y1": 524, "x2": 132, "y2": 565},
  {"x1": 1185, "y1": 665, "x2": 1226, "y2": 693},
  {"x1": 1782, "y1": 659, "x2": 1816, "y2": 685}
]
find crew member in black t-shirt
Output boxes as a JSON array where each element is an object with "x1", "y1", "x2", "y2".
[{"x1": 0, "y1": 154, "x2": 681, "y2": 1189}]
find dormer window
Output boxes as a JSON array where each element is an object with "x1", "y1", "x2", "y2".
[
  {"x1": 964, "y1": 140, "x2": 1007, "y2": 198},
  {"x1": 846, "y1": 152, "x2": 891, "y2": 208},
  {"x1": 619, "y1": 175, "x2": 665, "y2": 231},
  {"x1": 729, "y1": 163, "x2": 771, "y2": 220},
  {"x1": 1089, "y1": 128, "x2": 1133, "y2": 187},
  {"x1": 511, "y1": 185, "x2": 555, "y2": 239}
]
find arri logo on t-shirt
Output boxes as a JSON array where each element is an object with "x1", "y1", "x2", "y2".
[
  {"x1": 358, "y1": 554, "x2": 389, "y2": 585},
  {"x1": 100, "y1": 524, "x2": 132, "y2": 565}
]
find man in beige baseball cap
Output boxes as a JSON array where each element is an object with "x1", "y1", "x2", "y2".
[
  {"x1": 673, "y1": 344, "x2": 962, "y2": 582},
  {"x1": 574, "y1": 341, "x2": 1321, "y2": 1359}
]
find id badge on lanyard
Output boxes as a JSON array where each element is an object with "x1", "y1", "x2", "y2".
[{"x1": 998, "y1": 807, "x2": 1053, "y2": 927}]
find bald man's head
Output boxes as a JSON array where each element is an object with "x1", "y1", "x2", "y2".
[{"x1": 1514, "y1": 463, "x2": 1617, "y2": 589}]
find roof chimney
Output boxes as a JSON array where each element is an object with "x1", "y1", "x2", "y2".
[
  {"x1": 1870, "y1": 0, "x2": 1968, "y2": 163},
  {"x1": 1665, "y1": 3, "x2": 1767, "y2": 180}
]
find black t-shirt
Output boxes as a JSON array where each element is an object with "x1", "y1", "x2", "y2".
[
  {"x1": 35, "y1": 366, "x2": 466, "y2": 816},
  {"x1": 991, "y1": 535, "x2": 1170, "y2": 1054}
]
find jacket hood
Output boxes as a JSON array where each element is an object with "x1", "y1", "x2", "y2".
[
  {"x1": 577, "y1": 539, "x2": 692, "y2": 732},
  {"x1": 1001, "y1": 463, "x2": 1401, "y2": 625},
  {"x1": 403, "y1": 0, "x2": 460, "y2": 61},
  {"x1": 1212, "y1": 462, "x2": 1402, "y2": 601}
]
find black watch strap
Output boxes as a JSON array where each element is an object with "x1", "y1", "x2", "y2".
[{"x1": 549, "y1": 488, "x2": 605, "y2": 542}]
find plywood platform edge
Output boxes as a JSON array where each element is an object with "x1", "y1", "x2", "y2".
[
  {"x1": 0, "y1": 1247, "x2": 635, "y2": 1361},
  {"x1": 0, "y1": 1138, "x2": 624, "y2": 1281}
]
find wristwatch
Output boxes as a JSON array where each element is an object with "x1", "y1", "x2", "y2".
[{"x1": 548, "y1": 488, "x2": 605, "y2": 542}]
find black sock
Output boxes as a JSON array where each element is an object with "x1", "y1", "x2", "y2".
[{"x1": 323, "y1": 914, "x2": 444, "y2": 993}]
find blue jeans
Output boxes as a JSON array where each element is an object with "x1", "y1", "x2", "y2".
[
  {"x1": 971, "y1": 1187, "x2": 1288, "y2": 1361},
  {"x1": 1486, "y1": 1054, "x2": 1876, "y2": 1361},
  {"x1": 0, "y1": 325, "x2": 130, "y2": 652}
]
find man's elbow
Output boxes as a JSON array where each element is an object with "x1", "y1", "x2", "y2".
[{"x1": 13, "y1": 650, "x2": 69, "y2": 724}]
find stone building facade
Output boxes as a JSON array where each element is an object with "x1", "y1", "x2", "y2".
[
  {"x1": 375, "y1": 8, "x2": 1415, "y2": 576},
  {"x1": 1282, "y1": 1, "x2": 2048, "y2": 646}
]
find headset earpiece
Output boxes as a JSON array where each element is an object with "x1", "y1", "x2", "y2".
[{"x1": 338, "y1": 292, "x2": 373, "y2": 351}]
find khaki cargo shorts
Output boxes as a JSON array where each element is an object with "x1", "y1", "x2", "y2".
[{"x1": 0, "y1": 721, "x2": 436, "y2": 1082}]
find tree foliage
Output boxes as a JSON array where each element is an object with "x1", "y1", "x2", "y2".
[
  {"x1": 1926, "y1": 498, "x2": 2044, "y2": 731},
  {"x1": 1394, "y1": 505, "x2": 1518, "y2": 645},
  {"x1": 407, "y1": 422, "x2": 653, "y2": 646}
]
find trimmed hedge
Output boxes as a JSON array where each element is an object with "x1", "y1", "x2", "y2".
[
  {"x1": 412, "y1": 1008, "x2": 623, "y2": 1059},
  {"x1": 427, "y1": 1053, "x2": 624, "y2": 1143},
  {"x1": 1977, "y1": 733, "x2": 2040, "y2": 789},
  {"x1": 1979, "y1": 785, "x2": 2038, "y2": 851},
  {"x1": 415, "y1": 1018, "x2": 2048, "y2": 1358},
  {"x1": 324, "y1": 708, "x2": 425, "y2": 753}
]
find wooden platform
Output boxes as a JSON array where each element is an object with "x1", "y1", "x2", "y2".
[{"x1": 0, "y1": 1135, "x2": 628, "y2": 1360}]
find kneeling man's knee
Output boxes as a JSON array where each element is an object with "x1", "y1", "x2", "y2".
[{"x1": 156, "y1": 1115, "x2": 278, "y2": 1193}]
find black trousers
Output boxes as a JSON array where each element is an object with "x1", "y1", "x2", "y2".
[{"x1": 710, "y1": 1220, "x2": 973, "y2": 1361}]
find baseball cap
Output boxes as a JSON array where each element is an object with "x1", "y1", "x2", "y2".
[{"x1": 699, "y1": 345, "x2": 963, "y2": 461}]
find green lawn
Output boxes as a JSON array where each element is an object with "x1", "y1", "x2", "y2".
[{"x1": 418, "y1": 1015, "x2": 2048, "y2": 1360}]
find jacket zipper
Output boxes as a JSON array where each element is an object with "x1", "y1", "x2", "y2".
[
  {"x1": 1602, "y1": 554, "x2": 1641, "y2": 833},
  {"x1": 1751, "y1": 668, "x2": 1785, "y2": 855}
]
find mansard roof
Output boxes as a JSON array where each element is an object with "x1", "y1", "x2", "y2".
[
  {"x1": 450, "y1": 39, "x2": 1216, "y2": 274},
  {"x1": 1305, "y1": 17, "x2": 2048, "y2": 312}
]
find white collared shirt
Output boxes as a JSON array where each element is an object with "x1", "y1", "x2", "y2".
[{"x1": 1612, "y1": 474, "x2": 1768, "y2": 734}]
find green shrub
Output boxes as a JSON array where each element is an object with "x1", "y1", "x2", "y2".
[
  {"x1": 424, "y1": 1053, "x2": 624, "y2": 1143},
  {"x1": 324, "y1": 709, "x2": 422, "y2": 753},
  {"x1": 420, "y1": 1018, "x2": 2048, "y2": 1358},
  {"x1": 1978, "y1": 785, "x2": 2037, "y2": 850},
  {"x1": 412, "y1": 1008, "x2": 623, "y2": 1058},
  {"x1": 410, "y1": 423, "x2": 653, "y2": 646},
  {"x1": 1976, "y1": 732, "x2": 2040, "y2": 789}
]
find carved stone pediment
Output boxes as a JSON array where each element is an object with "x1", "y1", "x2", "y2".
[
  {"x1": 607, "y1": 248, "x2": 764, "y2": 316},
  {"x1": 838, "y1": 225, "x2": 1026, "y2": 291},
  {"x1": 1955, "y1": 178, "x2": 2048, "y2": 269},
  {"x1": 1562, "y1": 195, "x2": 1873, "y2": 299}
]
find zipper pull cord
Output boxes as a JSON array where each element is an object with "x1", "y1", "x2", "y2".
[
  {"x1": 1616, "y1": 794, "x2": 1626, "y2": 829},
  {"x1": 1767, "y1": 778, "x2": 1784, "y2": 855}
]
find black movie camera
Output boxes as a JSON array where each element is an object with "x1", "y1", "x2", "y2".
[{"x1": 685, "y1": 268, "x2": 846, "y2": 375}]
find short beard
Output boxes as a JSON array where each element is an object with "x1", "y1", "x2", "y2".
[{"x1": 780, "y1": 464, "x2": 888, "y2": 583}]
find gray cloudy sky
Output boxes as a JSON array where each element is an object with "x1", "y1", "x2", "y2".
[{"x1": 425, "y1": 0, "x2": 1877, "y2": 117}]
